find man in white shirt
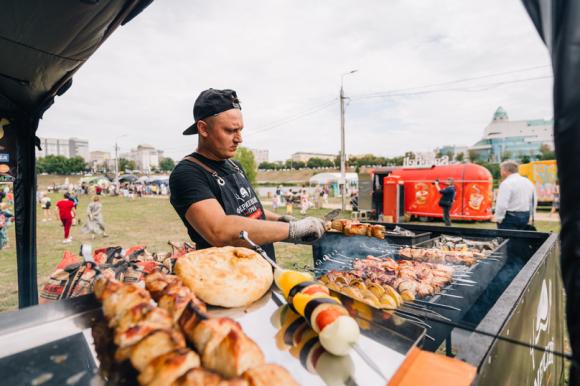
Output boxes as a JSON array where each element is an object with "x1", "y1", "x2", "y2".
[{"x1": 495, "y1": 160, "x2": 536, "y2": 230}]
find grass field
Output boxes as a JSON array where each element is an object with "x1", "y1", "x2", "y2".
[{"x1": 0, "y1": 195, "x2": 560, "y2": 311}]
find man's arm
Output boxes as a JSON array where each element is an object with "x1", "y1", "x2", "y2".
[
  {"x1": 264, "y1": 209, "x2": 281, "y2": 221},
  {"x1": 434, "y1": 180, "x2": 442, "y2": 192},
  {"x1": 494, "y1": 183, "x2": 510, "y2": 222},
  {"x1": 185, "y1": 198, "x2": 290, "y2": 247}
]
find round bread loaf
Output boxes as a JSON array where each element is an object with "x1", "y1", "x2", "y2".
[{"x1": 175, "y1": 246, "x2": 273, "y2": 308}]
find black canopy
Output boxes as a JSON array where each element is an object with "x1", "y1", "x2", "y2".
[
  {"x1": 522, "y1": 1, "x2": 580, "y2": 383},
  {"x1": 0, "y1": 0, "x2": 152, "y2": 307}
]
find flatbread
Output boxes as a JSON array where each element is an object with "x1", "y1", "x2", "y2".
[{"x1": 175, "y1": 246, "x2": 273, "y2": 308}]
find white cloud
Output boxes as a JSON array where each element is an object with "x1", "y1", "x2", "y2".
[{"x1": 39, "y1": 0, "x2": 552, "y2": 162}]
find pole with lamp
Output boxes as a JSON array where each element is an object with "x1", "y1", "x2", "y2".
[
  {"x1": 114, "y1": 134, "x2": 127, "y2": 182},
  {"x1": 340, "y1": 69, "x2": 358, "y2": 211}
]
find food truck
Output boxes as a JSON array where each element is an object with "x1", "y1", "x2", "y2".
[
  {"x1": 518, "y1": 160, "x2": 558, "y2": 205},
  {"x1": 359, "y1": 164, "x2": 493, "y2": 222}
]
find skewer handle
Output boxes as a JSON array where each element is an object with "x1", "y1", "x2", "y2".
[{"x1": 240, "y1": 231, "x2": 282, "y2": 271}]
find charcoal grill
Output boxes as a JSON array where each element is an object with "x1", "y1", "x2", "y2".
[
  {"x1": 312, "y1": 222, "x2": 566, "y2": 385},
  {"x1": 312, "y1": 231, "x2": 508, "y2": 351}
]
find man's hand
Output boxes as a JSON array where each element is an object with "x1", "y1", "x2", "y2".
[
  {"x1": 278, "y1": 215, "x2": 297, "y2": 223},
  {"x1": 288, "y1": 217, "x2": 326, "y2": 243}
]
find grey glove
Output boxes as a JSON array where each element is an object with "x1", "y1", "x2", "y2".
[
  {"x1": 288, "y1": 217, "x2": 326, "y2": 243},
  {"x1": 278, "y1": 215, "x2": 297, "y2": 223}
]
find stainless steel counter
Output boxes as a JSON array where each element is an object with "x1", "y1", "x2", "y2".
[{"x1": 0, "y1": 290, "x2": 425, "y2": 386}]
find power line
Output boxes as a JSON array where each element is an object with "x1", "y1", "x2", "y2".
[
  {"x1": 353, "y1": 75, "x2": 552, "y2": 100},
  {"x1": 246, "y1": 98, "x2": 338, "y2": 136},
  {"x1": 352, "y1": 64, "x2": 550, "y2": 99}
]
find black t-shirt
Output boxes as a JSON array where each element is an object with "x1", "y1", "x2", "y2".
[
  {"x1": 438, "y1": 186, "x2": 456, "y2": 208},
  {"x1": 169, "y1": 153, "x2": 245, "y2": 249}
]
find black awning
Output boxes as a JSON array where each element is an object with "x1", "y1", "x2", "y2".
[{"x1": 0, "y1": 0, "x2": 153, "y2": 308}]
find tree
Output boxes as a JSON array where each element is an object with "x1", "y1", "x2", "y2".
[
  {"x1": 539, "y1": 144, "x2": 556, "y2": 160},
  {"x1": 500, "y1": 150, "x2": 512, "y2": 161},
  {"x1": 36, "y1": 155, "x2": 87, "y2": 174},
  {"x1": 233, "y1": 147, "x2": 257, "y2": 184},
  {"x1": 119, "y1": 158, "x2": 137, "y2": 172},
  {"x1": 66, "y1": 156, "x2": 87, "y2": 173},
  {"x1": 468, "y1": 149, "x2": 480, "y2": 162},
  {"x1": 159, "y1": 157, "x2": 176, "y2": 172},
  {"x1": 475, "y1": 161, "x2": 500, "y2": 184},
  {"x1": 520, "y1": 155, "x2": 531, "y2": 164},
  {"x1": 293, "y1": 161, "x2": 305, "y2": 169},
  {"x1": 307, "y1": 157, "x2": 324, "y2": 169},
  {"x1": 455, "y1": 153, "x2": 465, "y2": 162}
]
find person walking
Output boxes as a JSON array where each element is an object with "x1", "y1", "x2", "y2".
[
  {"x1": 0, "y1": 202, "x2": 14, "y2": 250},
  {"x1": 550, "y1": 180, "x2": 560, "y2": 217},
  {"x1": 68, "y1": 192, "x2": 80, "y2": 225},
  {"x1": 56, "y1": 193, "x2": 76, "y2": 243},
  {"x1": 40, "y1": 193, "x2": 52, "y2": 222},
  {"x1": 494, "y1": 160, "x2": 536, "y2": 230},
  {"x1": 82, "y1": 196, "x2": 108, "y2": 239},
  {"x1": 285, "y1": 190, "x2": 294, "y2": 215},
  {"x1": 300, "y1": 189, "x2": 310, "y2": 215},
  {"x1": 434, "y1": 178, "x2": 456, "y2": 226}
]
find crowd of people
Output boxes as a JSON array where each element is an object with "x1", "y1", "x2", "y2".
[
  {"x1": 47, "y1": 181, "x2": 170, "y2": 199},
  {"x1": 271, "y1": 185, "x2": 333, "y2": 215},
  {"x1": 38, "y1": 189, "x2": 109, "y2": 243}
]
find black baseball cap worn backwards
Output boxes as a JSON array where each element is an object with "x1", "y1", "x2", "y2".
[{"x1": 183, "y1": 88, "x2": 242, "y2": 135}]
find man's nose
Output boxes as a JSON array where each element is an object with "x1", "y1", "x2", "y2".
[{"x1": 234, "y1": 133, "x2": 243, "y2": 144}]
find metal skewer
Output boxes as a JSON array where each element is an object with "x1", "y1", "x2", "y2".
[
  {"x1": 450, "y1": 282, "x2": 475, "y2": 287},
  {"x1": 411, "y1": 299, "x2": 461, "y2": 311},
  {"x1": 352, "y1": 344, "x2": 387, "y2": 381},
  {"x1": 394, "y1": 310, "x2": 432, "y2": 328},
  {"x1": 400, "y1": 304, "x2": 452, "y2": 322},
  {"x1": 453, "y1": 278, "x2": 477, "y2": 284},
  {"x1": 438, "y1": 293, "x2": 464, "y2": 299}
]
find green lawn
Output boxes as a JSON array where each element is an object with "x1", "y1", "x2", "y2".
[{"x1": 0, "y1": 197, "x2": 560, "y2": 311}]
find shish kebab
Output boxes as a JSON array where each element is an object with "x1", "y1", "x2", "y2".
[{"x1": 94, "y1": 271, "x2": 299, "y2": 386}]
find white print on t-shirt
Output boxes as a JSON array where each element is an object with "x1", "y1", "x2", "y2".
[{"x1": 236, "y1": 196, "x2": 259, "y2": 215}]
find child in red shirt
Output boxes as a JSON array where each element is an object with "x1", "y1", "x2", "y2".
[{"x1": 56, "y1": 193, "x2": 76, "y2": 243}]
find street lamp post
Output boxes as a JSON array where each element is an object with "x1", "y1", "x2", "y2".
[
  {"x1": 340, "y1": 69, "x2": 358, "y2": 211},
  {"x1": 114, "y1": 134, "x2": 127, "y2": 182}
]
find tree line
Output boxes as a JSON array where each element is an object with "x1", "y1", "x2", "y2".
[
  {"x1": 37, "y1": 155, "x2": 176, "y2": 175},
  {"x1": 258, "y1": 153, "x2": 406, "y2": 170}
]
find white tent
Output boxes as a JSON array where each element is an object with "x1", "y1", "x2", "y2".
[{"x1": 309, "y1": 172, "x2": 358, "y2": 186}]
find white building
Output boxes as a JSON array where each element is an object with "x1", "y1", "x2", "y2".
[
  {"x1": 470, "y1": 107, "x2": 554, "y2": 162},
  {"x1": 124, "y1": 144, "x2": 162, "y2": 172},
  {"x1": 37, "y1": 137, "x2": 70, "y2": 158},
  {"x1": 291, "y1": 152, "x2": 336, "y2": 163},
  {"x1": 69, "y1": 137, "x2": 89, "y2": 160},
  {"x1": 90, "y1": 150, "x2": 114, "y2": 171},
  {"x1": 249, "y1": 148, "x2": 269, "y2": 165},
  {"x1": 37, "y1": 137, "x2": 90, "y2": 160}
]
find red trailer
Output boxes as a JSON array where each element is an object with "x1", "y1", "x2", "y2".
[{"x1": 367, "y1": 163, "x2": 493, "y2": 222}]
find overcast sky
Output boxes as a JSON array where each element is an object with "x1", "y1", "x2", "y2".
[{"x1": 38, "y1": 0, "x2": 552, "y2": 162}]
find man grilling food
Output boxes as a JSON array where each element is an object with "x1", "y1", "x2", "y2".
[{"x1": 170, "y1": 89, "x2": 326, "y2": 259}]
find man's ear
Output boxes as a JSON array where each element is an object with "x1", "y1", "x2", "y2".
[{"x1": 197, "y1": 121, "x2": 208, "y2": 137}]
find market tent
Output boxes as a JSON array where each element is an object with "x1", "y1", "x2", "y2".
[
  {"x1": 80, "y1": 176, "x2": 111, "y2": 186},
  {"x1": 522, "y1": 1, "x2": 580, "y2": 381},
  {"x1": 149, "y1": 176, "x2": 169, "y2": 185},
  {"x1": 0, "y1": 0, "x2": 153, "y2": 308},
  {"x1": 309, "y1": 172, "x2": 358, "y2": 186},
  {"x1": 118, "y1": 174, "x2": 138, "y2": 183}
]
